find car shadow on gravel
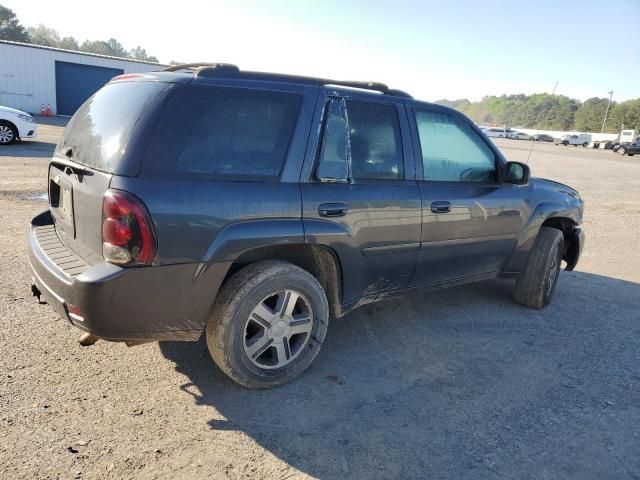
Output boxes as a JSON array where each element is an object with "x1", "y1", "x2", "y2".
[{"x1": 159, "y1": 273, "x2": 640, "y2": 479}]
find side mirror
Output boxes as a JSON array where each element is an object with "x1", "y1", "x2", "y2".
[{"x1": 503, "y1": 161, "x2": 530, "y2": 185}]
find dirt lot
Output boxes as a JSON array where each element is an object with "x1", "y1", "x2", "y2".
[{"x1": 1, "y1": 121, "x2": 639, "y2": 479}]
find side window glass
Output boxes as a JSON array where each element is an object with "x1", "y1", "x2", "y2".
[
  {"x1": 316, "y1": 98, "x2": 349, "y2": 182},
  {"x1": 345, "y1": 100, "x2": 404, "y2": 180},
  {"x1": 415, "y1": 110, "x2": 496, "y2": 182}
]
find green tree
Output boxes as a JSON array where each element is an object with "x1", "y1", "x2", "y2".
[
  {"x1": 607, "y1": 99, "x2": 640, "y2": 132},
  {"x1": 130, "y1": 46, "x2": 159, "y2": 63},
  {"x1": 80, "y1": 39, "x2": 128, "y2": 57},
  {"x1": 574, "y1": 97, "x2": 611, "y2": 132},
  {"x1": 27, "y1": 24, "x2": 60, "y2": 47},
  {"x1": 0, "y1": 4, "x2": 29, "y2": 42},
  {"x1": 58, "y1": 36, "x2": 79, "y2": 50}
]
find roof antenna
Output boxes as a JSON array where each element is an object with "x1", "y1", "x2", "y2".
[{"x1": 526, "y1": 80, "x2": 558, "y2": 164}]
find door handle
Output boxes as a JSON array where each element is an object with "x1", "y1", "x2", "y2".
[
  {"x1": 430, "y1": 201, "x2": 452, "y2": 214},
  {"x1": 319, "y1": 203, "x2": 347, "y2": 217}
]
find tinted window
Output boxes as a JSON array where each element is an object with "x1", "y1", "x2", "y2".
[
  {"x1": 145, "y1": 86, "x2": 301, "y2": 178},
  {"x1": 346, "y1": 100, "x2": 404, "y2": 180},
  {"x1": 58, "y1": 81, "x2": 167, "y2": 173},
  {"x1": 415, "y1": 110, "x2": 496, "y2": 182},
  {"x1": 316, "y1": 99, "x2": 349, "y2": 181}
]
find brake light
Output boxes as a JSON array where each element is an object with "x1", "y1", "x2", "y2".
[{"x1": 102, "y1": 190, "x2": 156, "y2": 265}]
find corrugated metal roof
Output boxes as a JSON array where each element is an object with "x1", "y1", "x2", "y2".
[{"x1": 0, "y1": 39, "x2": 166, "y2": 67}]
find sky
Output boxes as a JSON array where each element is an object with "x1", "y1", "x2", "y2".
[{"x1": 5, "y1": 0, "x2": 640, "y2": 102}]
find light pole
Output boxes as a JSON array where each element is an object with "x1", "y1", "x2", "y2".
[{"x1": 601, "y1": 90, "x2": 614, "y2": 133}]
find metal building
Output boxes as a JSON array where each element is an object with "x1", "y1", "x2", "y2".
[{"x1": 0, "y1": 40, "x2": 163, "y2": 116}]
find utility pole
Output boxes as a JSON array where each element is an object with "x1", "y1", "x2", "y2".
[{"x1": 601, "y1": 90, "x2": 614, "y2": 133}]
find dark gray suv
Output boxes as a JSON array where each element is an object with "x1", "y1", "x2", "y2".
[{"x1": 28, "y1": 64, "x2": 584, "y2": 388}]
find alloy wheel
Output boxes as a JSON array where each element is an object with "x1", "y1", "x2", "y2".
[
  {"x1": 0, "y1": 126, "x2": 14, "y2": 144},
  {"x1": 243, "y1": 289, "x2": 314, "y2": 369}
]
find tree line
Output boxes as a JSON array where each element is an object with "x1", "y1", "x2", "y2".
[
  {"x1": 0, "y1": 4, "x2": 159, "y2": 62},
  {"x1": 436, "y1": 94, "x2": 640, "y2": 134}
]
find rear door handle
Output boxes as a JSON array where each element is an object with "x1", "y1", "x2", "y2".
[
  {"x1": 319, "y1": 203, "x2": 347, "y2": 217},
  {"x1": 430, "y1": 201, "x2": 452, "y2": 213}
]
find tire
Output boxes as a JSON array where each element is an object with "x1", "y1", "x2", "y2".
[
  {"x1": 618, "y1": 147, "x2": 627, "y2": 156},
  {"x1": 562, "y1": 141, "x2": 568, "y2": 146},
  {"x1": 0, "y1": 121, "x2": 17, "y2": 145},
  {"x1": 206, "y1": 260, "x2": 329, "y2": 388},
  {"x1": 514, "y1": 227, "x2": 564, "y2": 309},
  {"x1": 582, "y1": 142, "x2": 588, "y2": 147}
]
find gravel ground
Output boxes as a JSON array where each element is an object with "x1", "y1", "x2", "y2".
[{"x1": 1, "y1": 122, "x2": 639, "y2": 479}]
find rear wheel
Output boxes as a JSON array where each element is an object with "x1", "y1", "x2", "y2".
[
  {"x1": 514, "y1": 227, "x2": 564, "y2": 309},
  {"x1": 0, "y1": 122, "x2": 17, "y2": 145},
  {"x1": 206, "y1": 260, "x2": 329, "y2": 388},
  {"x1": 582, "y1": 142, "x2": 588, "y2": 147}
]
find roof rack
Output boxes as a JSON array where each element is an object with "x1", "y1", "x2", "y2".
[{"x1": 161, "y1": 63, "x2": 412, "y2": 98}]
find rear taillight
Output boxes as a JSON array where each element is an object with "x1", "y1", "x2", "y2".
[{"x1": 102, "y1": 190, "x2": 156, "y2": 265}]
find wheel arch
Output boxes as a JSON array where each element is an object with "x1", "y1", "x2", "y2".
[
  {"x1": 223, "y1": 243, "x2": 345, "y2": 319},
  {"x1": 540, "y1": 216, "x2": 581, "y2": 270}
]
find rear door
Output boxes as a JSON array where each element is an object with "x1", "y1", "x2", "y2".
[
  {"x1": 301, "y1": 91, "x2": 422, "y2": 304},
  {"x1": 408, "y1": 106, "x2": 526, "y2": 286}
]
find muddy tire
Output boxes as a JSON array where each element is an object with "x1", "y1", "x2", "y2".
[
  {"x1": 514, "y1": 227, "x2": 564, "y2": 309},
  {"x1": 206, "y1": 260, "x2": 329, "y2": 389}
]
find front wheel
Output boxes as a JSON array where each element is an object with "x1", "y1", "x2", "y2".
[
  {"x1": 514, "y1": 227, "x2": 564, "y2": 309},
  {"x1": 0, "y1": 122, "x2": 17, "y2": 145},
  {"x1": 618, "y1": 147, "x2": 627, "y2": 156},
  {"x1": 206, "y1": 260, "x2": 329, "y2": 388}
]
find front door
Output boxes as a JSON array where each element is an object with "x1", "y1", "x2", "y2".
[
  {"x1": 409, "y1": 108, "x2": 526, "y2": 286},
  {"x1": 301, "y1": 94, "x2": 422, "y2": 304}
]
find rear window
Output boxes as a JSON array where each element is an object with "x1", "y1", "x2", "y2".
[
  {"x1": 58, "y1": 81, "x2": 167, "y2": 173},
  {"x1": 143, "y1": 86, "x2": 302, "y2": 179}
]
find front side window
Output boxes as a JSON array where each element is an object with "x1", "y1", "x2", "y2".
[
  {"x1": 315, "y1": 99, "x2": 404, "y2": 181},
  {"x1": 145, "y1": 86, "x2": 301, "y2": 178},
  {"x1": 415, "y1": 110, "x2": 496, "y2": 182}
]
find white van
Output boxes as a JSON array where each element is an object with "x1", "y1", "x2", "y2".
[
  {"x1": 484, "y1": 127, "x2": 508, "y2": 138},
  {"x1": 556, "y1": 134, "x2": 592, "y2": 147}
]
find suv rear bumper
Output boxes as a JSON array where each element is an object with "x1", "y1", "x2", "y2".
[{"x1": 28, "y1": 210, "x2": 229, "y2": 342}]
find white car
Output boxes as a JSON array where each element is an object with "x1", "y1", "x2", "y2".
[
  {"x1": 507, "y1": 131, "x2": 532, "y2": 140},
  {"x1": 483, "y1": 127, "x2": 508, "y2": 138},
  {"x1": 0, "y1": 105, "x2": 38, "y2": 145}
]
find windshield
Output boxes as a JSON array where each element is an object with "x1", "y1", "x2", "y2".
[{"x1": 57, "y1": 81, "x2": 167, "y2": 173}]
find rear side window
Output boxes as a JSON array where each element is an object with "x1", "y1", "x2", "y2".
[
  {"x1": 415, "y1": 110, "x2": 496, "y2": 182},
  {"x1": 346, "y1": 100, "x2": 404, "y2": 180},
  {"x1": 144, "y1": 86, "x2": 302, "y2": 179},
  {"x1": 59, "y1": 81, "x2": 167, "y2": 173}
]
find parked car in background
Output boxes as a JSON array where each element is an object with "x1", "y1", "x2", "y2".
[
  {"x1": 532, "y1": 134, "x2": 554, "y2": 142},
  {"x1": 616, "y1": 140, "x2": 640, "y2": 156},
  {"x1": 507, "y1": 131, "x2": 532, "y2": 140},
  {"x1": 28, "y1": 65, "x2": 585, "y2": 388},
  {"x1": 484, "y1": 127, "x2": 508, "y2": 138},
  {"x1": 556, "y1": 134, "x2": 591, "y2": 147},
  {"x1": 0, "y1": 105, "x2": 37, "y2": 145}
]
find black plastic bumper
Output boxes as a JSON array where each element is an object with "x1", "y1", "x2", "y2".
[{"x1": 28, "y1": 210, "x2": 230, "y2": 342}]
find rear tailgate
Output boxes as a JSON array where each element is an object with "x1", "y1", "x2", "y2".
[
  {"x1": 49, "y1": 80, "x2": 170, "y2": 262},
  {"x1": 48, "y1": 160, "x2": 111, "y2": 263}
]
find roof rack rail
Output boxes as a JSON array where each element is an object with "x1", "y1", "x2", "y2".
[
  {"x1": 162, "y1": 62, "x2": 239, "y2": 72},
  {"x1": 161, "y1": 63, "x2": 412, "y2": 98}
]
